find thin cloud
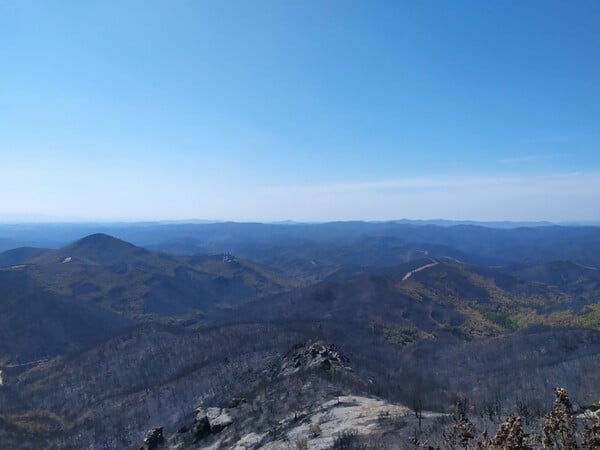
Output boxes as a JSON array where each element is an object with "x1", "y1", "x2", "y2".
[
  {"x1": 243, "y1": 172, "x2": 600, "y2": 222},
  {"x1": 260, "y1": 172, "x2": 583, "y2": 194}
]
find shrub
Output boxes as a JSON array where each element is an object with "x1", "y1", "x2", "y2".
[
  {"x1": 541, "y1": 387, "x2": 576, "y2": 450},
  {"x1": 582, "y1": 409, "x2": 600, "y2": 450},
  {"x1": 295, "y1": 437, "x2": 308, "y2": 449},
  {"x1": 489, "y1": 416, "x2": 528, "y2": 450},
  {"x1": 308, "y1": 423, "x2": 321, "y2": 437}
]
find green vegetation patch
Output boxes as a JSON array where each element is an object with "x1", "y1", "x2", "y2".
[
  {"x1": 369, "y1": 318, "x2": 435, "y2": 346},
  {"x1": 510, "y1": 302, "x2": 600, "y2": 331},
  {"x1": 479, "y1": 309, "x2": 519, "y2": 330}
]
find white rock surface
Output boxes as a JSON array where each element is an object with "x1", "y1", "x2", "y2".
[
  {"x1": 257, "y1": 395, "x2": 429, "y2": 450},
  {"x1": 231, "y1": 432, "x2": 267, "y2": 450}
]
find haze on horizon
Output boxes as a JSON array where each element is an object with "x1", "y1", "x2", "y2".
[{"x1": 1, "y1": 1, "x2": 599, "y2": 222}]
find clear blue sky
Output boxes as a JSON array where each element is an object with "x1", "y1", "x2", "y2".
[{"x1": 1, "y1": 1, "x2": 599, "y2": 222}]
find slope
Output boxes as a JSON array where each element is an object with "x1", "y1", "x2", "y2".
[{"x1": 0, "y1": 234, "x2": 297, "y2": 363}]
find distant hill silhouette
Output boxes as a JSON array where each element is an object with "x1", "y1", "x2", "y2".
[
  {"x1": 0, "y1": 247, "x2": 51, "y2": 267},
  {"x1": 0, "y1": 234, "x2": 297, "y2": 362}
]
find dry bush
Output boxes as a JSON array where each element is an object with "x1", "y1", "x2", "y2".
[
  {"x1": 308, "y1": 422, "x2": 321, "y2": 437},
  {"x1": 582, "y1": 409, "x2": 600, "y2": 450},
  {"x1": 541, "y1": 388, "x2": 577, "y2": 450},
  {"x1": 295, "y1": 437, "x2": 308, "y2": 449},
  {"x1": 489, "y1": 416, "x2": 529, "y2": 450}
]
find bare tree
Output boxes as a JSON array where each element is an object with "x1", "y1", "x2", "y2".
[{"x1": 410, "y1": 377, "x2": 425, "y2": 432}]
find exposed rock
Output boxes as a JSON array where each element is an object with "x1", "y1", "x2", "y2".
[
  {"x1": 258, "y1": 395, "x2": 428, "y2": 450},
  {"x1": 229, "y1": 396, "x2": 247, "y2": 408},
  {"x1": 131, "y1": 338, "x2": 443, "y2": 450},
  {"x1": 321, "y1": 359, "x2": 332, "y2": 371},
  {"x1": 210, "y1": 409, "x2": 233, "y2": 433},
  {"x1": 231, "y1": 432, "x2": 266, "y2": 450},
  {"x1": 139, "y1": 427, "x2": 164, "y2": 450},
  {"x1": 193, "y1": 406, "x2": 234, "y2": 440},
  {"x1": 279, "y1": 341, "x2": 349, "y2": 376},
  {"x1": 192, "y1": 414, "x2": 211, "y2": 441}
]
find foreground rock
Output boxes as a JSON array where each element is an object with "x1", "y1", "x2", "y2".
[
  {"x1": 192, "y1": 407, "x2": 234, "y2": 441},
  {"x1": 137, "y1": 341, "x2": 438, "y2": 449}
]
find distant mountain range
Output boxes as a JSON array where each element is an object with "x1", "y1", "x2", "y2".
[
  {"x1": 2, "y1": 221, "x2": 600, "y2": 267},
  {"x1": 0, "y1": 226, "x2": 599, "y2": 448}
]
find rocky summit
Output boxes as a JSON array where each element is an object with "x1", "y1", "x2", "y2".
[{"x1": 134, "y1": 341, "x2": 428, "y2": 449}]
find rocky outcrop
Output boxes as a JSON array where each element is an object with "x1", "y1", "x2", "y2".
[
  {"x1": 279, "y1": 341, "x2": 350, "y2": 376},
  {"x1": 246, "y1": 395, "x2": 422, "y2": 450},
  {"x1": 192, "y1": 414, "x2": 210, "y2": 442},
  {"x1": 192, "y1": 406, "x2": 234, "y2": 441},
  {"x1": 133, "y1": 340, "x2": 434, "y2": 450},
  {"x1": 139, "y1": 427, "x2": 164, "y2": 450},
  {"x1": 228, "y1": 396, "x2": 247, "y2": 408}
]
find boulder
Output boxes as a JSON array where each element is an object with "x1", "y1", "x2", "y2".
[
  {"x1": 193, "y1": 407, "x2": 234, "y2": 440},
  {"x1": 229, "y1": 396, "x2": 247, "y2": 408},
  {"x1": 210, "y1": 409, "x2": 233, "y2": 433},
  {"x1": 139, "y1": 427, "x2": 164, "y2": 450},
  {"x1": 192, "y1": 414, "x2": 211, "y2": 442}
]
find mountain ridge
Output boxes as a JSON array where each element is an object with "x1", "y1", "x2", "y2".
[{"x1": 1, "y1": 228, "x2": 599, "y2": 449}]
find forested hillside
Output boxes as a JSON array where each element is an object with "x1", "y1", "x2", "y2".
[{"x1": 0, "y1": 223, "x2": 598, "y2": 448}]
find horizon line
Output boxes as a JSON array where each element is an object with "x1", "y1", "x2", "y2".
[{"x1": 1, "y1": 218, "x2": 599, "y2": 227}]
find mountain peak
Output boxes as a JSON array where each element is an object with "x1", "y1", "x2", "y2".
[
  {"x1": 72, "y1": 233, "x2": 132, "y2": 248},
  {"x1": 60, "y1": 233, "x2": 146, "y2": 263}
]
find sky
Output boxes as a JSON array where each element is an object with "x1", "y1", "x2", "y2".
[{"x1": 1, "y1": 0, "x2": 599, "y2": 222}]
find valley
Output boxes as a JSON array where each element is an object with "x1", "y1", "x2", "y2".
[{"x1": 0, "y1": 222, "x2": 599, "y2": 449}]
